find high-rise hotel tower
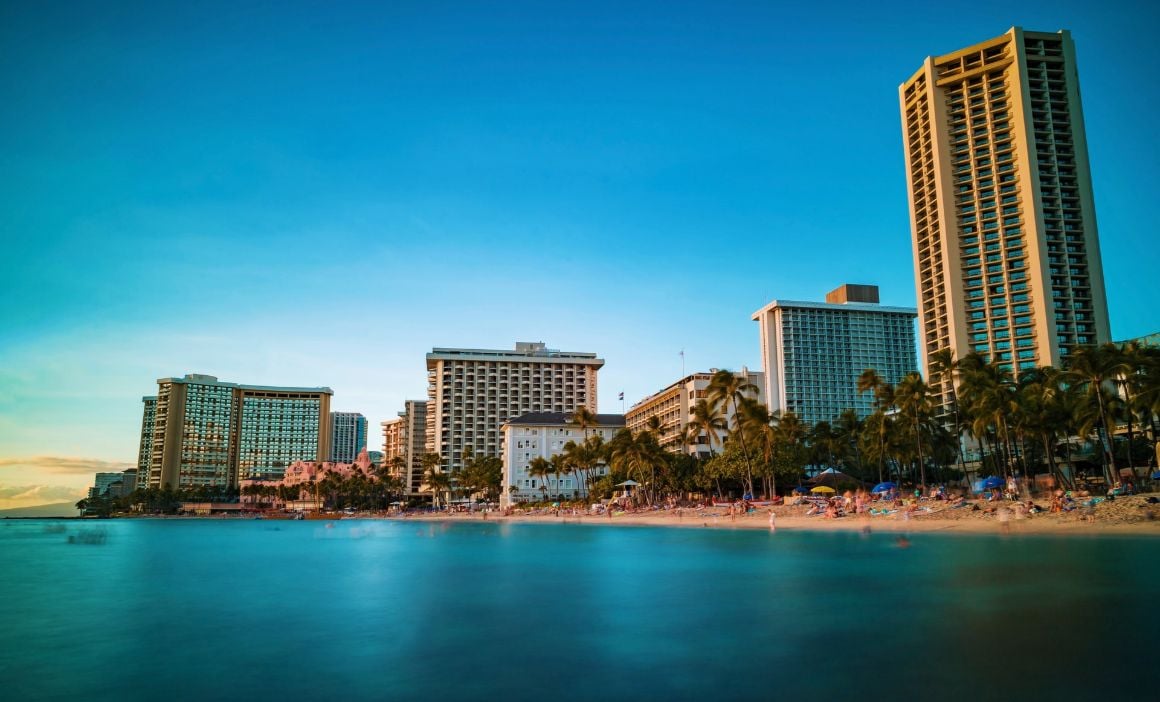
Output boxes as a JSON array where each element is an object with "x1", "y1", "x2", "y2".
[
  {"x1": 142, "y1": 374, "x2": 332, "y2": 490},
  {"x1": 426, "y1": 342, "x2": 602, "y2": 474},
  {"x1": 900, "y1": 28, "x2": 1111, "y2": 402}
]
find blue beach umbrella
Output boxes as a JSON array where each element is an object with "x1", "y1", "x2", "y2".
[
  {"x1": 980, "y1": 476, "x2": 1006, "y2": 490},
  {"x1": 871, "y1": 482, "x2": 897, "y2": 494},
  {"x1": 1151, "y1": 471, "x2": 1160, "y2": 481},
  {"x1": 792, "y1": 486, "x2": 809, "y2": 494}
]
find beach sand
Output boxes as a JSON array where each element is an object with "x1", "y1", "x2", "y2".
[{"x1": 393, "y1": 494, "x2": 1160, "y2": 536}]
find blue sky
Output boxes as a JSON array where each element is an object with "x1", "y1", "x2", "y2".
[{"x1": 1, "y1": 0, "x2": 1157, "y2": 507}]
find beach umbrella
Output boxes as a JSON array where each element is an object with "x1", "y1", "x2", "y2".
[
  {"x1": 871, "y1": 482, "x2": 897, "y2": 494},
  {"x1": 980, "y1": 476, "x2": 1005, "y2": 490},
  {"x1": 616, "y1": 480, "x2": 640, "y2": 487},
  {"x1": 810, "y1": 486, "x2": 835, "y2": 494},
  {"x1": 1151, "y1": 471, "x2": 1160, "y2": 481},
  {"x1": 807, "y1": 468, "x2": 865, "y2": 489},
  {"x1": 792, "y1": 486, "x2": 809, "y2": 494}
]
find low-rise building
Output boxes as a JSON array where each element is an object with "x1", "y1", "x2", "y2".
[
  {"x1": 239, "y1": 449, "x2": 376, "y2": 510},
  {"x1": 625, "y1": 368, "x2": 764, "y2": 456},
  {"x1": 500, "y1": 412, "x2": 624, "y2": 507}
]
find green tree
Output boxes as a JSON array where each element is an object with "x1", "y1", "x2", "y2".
[{"x1": 707, "y1": 370, "x2": 759, "y2": 498}]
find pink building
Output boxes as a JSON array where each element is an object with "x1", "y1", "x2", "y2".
[{"x1": 240, "y1": 449, "x2": 377, "y2": 509}]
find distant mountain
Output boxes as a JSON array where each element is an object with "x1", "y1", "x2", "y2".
[{"x1": 0, "y1": 502, "x2": 78, "y2": 518}]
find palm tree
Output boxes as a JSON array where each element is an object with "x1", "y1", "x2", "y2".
[
  {"x1": 527, "y1": 457, "x2": 551, "y2": 501},
  {"x1": 895, "y1": 373, "x2": 932, "y2": 488},
  {"x1": 929, "y1": 349, "x2": 970, "y2": 481},
  {"x1": 549, "y1": 453, "x2": 569, "y2": 500},
  {"x1": 609, "y1": 430, "x2": 667, "y2": 506},
  {"x1": 420, "y1": 453, "x2": 445, "y2": 507},
  {"x1": 857, "y1": 368, "x2": 895, "y2": 410},
  {"x1": 707, "y1": 369, "x2": 759, "y2": 498},
  {"x1": 571, "y1": 406, "x2": 597, "y2": 442},
  {"x1": 835, "y1": 408, "x2": 865, "y2": 478},
  {"x1": 1066, "y1": 345, "x2": 1122, "y2": 483},
  {"x1": 1111, "y1": 340, "x2": 1155, "y2": 482},
  {"x1": 857, "y1": 369, "x2": 893, "y2": 483},
  {"x1": 686, "y1": 399, "x2": 726, "y2": 458}
]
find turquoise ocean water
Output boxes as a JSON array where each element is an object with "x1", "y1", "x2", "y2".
[{"x1": 2, "y1": 519, "x2": 1157, "y2": 701}]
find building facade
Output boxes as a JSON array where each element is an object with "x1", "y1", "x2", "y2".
[
  {"x1": 753, "y1": 285, "x2": 917, "y2": 425},
  {"x1": 89, "y1": 469, "x2": 137, "y2": 500},
  {"x1": 142, "y1": 374, "x2": 332, "y2": 490},
  {"x1": 625, "y1": 369, "x2": 765, "y2": 456},
  {"x1": 240, "y1": 449, "x2": 375, "y2": 511},
  {"x1": 500, "y1": 412, "x2": 624, "y2": 507},
  {"x1": 329, "y1": 412, "x2": 368, "y2": 463},
  {"x1": 426, "y1": 342, "x2": 603, "y2": 475},
  {"x1": 382, "y1": 399, "x2": 429, "y2": 499},
  {"x1": 900, "y1": 27, "x2": 1111, "y2": 407},
  {"x1": 137, "y1": 396, "x2": 157, "y2": 475}
]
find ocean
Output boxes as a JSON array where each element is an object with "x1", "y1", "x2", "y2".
[{"x1": 2, "y1": 519, "x2": 1156, "y2": 701}]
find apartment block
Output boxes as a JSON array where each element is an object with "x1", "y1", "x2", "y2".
[
  {"x1": 329, "y1": 412, "x2": 368, "y2": 463},
  {"x1": 753, "y1": 285, "x2": 917, "y2": 425},
  {"x1": 900, "y1": 27, "x2": 1111, "y2": 405},
  {"x1": 143, "y1": 374, "x2": 332, "y2": 490},
  {"x1": 625, "y1": 369, "x2": 764, "y2": 456},
  {"x1": 426, "y1": 342, "x2": 603, "y2": 474},
  {"x1": 382, "y1": 399, "x2": 429, "y2": 498}
]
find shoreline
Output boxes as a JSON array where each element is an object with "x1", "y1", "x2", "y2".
[
  {"x1": 38, "y1": 494, "x2": 1160, "y2": 537},
  {"x1": 390, "y1": 504, "x2": 1160, "y2": 537}
]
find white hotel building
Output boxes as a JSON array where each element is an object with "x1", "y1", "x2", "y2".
[
  {"x1": 753, "y1": 284, "x2": 918, "y2": 425},
  {"x1": 500, "y1": 412, "x2": 624, "y2": 507}
]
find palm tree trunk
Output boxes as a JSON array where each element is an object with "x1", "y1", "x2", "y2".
[
  {"x1": 913, "y1": 412, "x2": 926, "y2": 488},
  {"x1": 731, "y1": 398, "x2": 756, "y2": 498}
]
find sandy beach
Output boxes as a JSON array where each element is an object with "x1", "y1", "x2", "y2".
[{"x1": 391, "y1": 494, "x2": 1160, "y2": 536}]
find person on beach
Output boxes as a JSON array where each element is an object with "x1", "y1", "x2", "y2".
[
  {"x1": 997, "y1": 506, "x2": 1012, "y2": 534},
  {"x1": 768, "y1": 510, "x2": 776, "y2": 532}
]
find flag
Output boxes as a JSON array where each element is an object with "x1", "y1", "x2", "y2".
[{"x1": 618, "y1": 392, "x2": 624, "y2": 401}]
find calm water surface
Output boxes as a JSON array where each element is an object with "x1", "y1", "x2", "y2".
[{"x1": 2, "y1": 519, "x2": 1156, "y2": 701}]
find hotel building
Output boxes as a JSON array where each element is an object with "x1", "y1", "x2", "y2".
[
  {"x1": 753, "y1": 285, "x2": 917, "y2": 425},
  {"x1": 88, "y1": 469, "x2": 137, "y2": 501},
  {"x1": 426, "y1": 342, "x2": 603, "y2": 474},
  {"x1": 900, "y1": 27, "x2": 1111, "y2": 407},
  {"x1": 137, "y1": 396, "x2": 157, "y2": 475},
  {"x1": 500, "y1": 412, "x2": 624, "y2": 506},
  {"x1": 625, "y1": 369, "x2": 764, "y2": 456},
  {"x1": 382, "y1": 399, "x2": 429, "y2": 499},
  {"x1": 142, "y1": 374, "x2": 332, "y2": 490},
  {"x1": 329, "y1": 411, "x2": 368, "y2": 463}
]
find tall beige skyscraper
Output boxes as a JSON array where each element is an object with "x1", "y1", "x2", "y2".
[{"x1": 900, "y1": 28, "x2": 1111, "y2": 402}]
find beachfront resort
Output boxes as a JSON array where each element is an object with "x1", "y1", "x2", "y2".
[{"x1": 74, "y1": 27, "x2": 1159, "y2": 536}]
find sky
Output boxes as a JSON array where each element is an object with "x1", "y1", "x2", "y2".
[{"x1": 1, "y1": 0, "x2": 1157, "y2": 509}]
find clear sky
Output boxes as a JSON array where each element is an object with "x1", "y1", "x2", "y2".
[{"x1": 1, "y1": 0, "x2": 1157, "y2": 509}]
